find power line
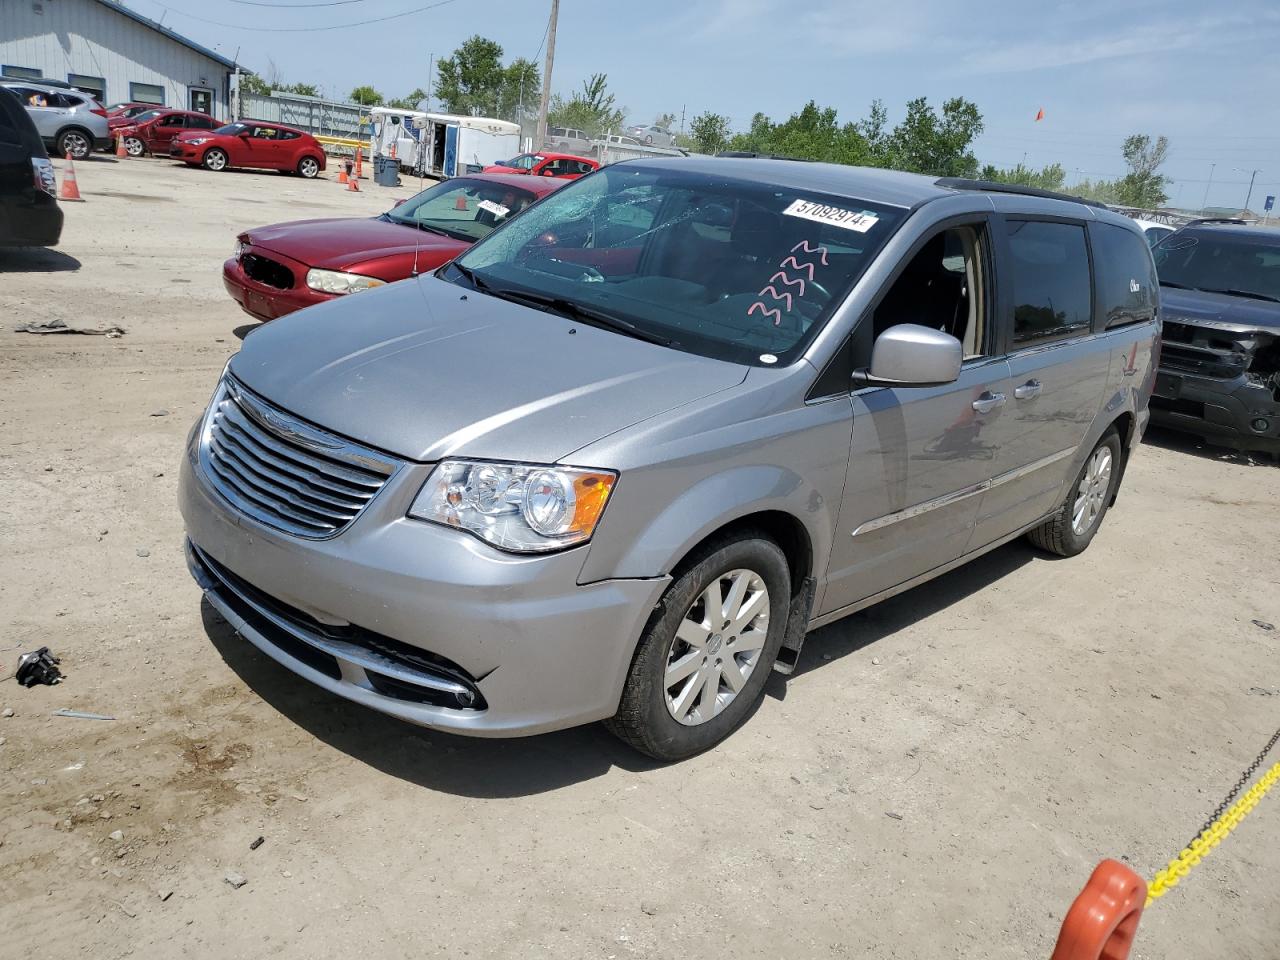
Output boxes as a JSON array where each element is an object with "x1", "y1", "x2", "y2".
[
  {"x1": 224, "y1": 0, "x2": 367, "y2": 6},
  {"x1": 150, "y1": 0, "x2": 460, "y2": 31}
]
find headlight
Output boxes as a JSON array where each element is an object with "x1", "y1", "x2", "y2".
[
  {"x1": 305, "y1": 268, "x2": 386, "y2": 295},
  {"x1": 186, "y1": 137, "x2": 211, "y2": 146},
  {"x1": 234, "y1": 239, "x2": 248, "y2": 257},
  {"x1": 408, "y1": 460, "x2": 617, "y2": 553}
]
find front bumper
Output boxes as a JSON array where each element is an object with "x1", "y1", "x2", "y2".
[
  {"x1": 1151, "y1": 369, "x2": 1280, "y2": 452},
  {"x1": 222, "y1": 255, "x2": 330, "y2": 321},
  {"x1": 179, "y1": 426, "x2": 668, "y2": 736}
]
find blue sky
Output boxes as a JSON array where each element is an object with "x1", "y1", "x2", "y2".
[{"x1": 135, "y1": 0, "x2": 1280, "y2": 211}]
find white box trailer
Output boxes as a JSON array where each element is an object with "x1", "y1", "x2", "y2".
[{"x1": 369, "y1": 108, "x2": 519, "y2": 178}]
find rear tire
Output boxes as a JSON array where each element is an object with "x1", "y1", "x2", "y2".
[
  {"x1": 1026, "y1": 428, "x2": 1122, "y2": 557},
  {"x1": 297, "y1": 156, "x2": 320, "y2": 179},
  {"x1": 56, "y1": 128, "x2": 92, "y2": 160},
  {"x1": 124, "y1": 136, "x2": 145, "y2": 157},
  {"x1": 203, "y1": 148, "x2": 228, "y2": 172},
  {"x1": 606, "y1": 533, "x2": 790, "y2": 761}
]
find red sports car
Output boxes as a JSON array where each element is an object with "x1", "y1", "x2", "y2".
[
  {"x1": 482, "y1": 152, "x2": 599, "y2": 180},
  {"x1": 223, "y1": 172, "x2": 564, "y2": 322},
  {"x1": 170, "y1": 121, "x2": 327, "y2": 178},
  {"x1": 115, "y1": 108, "x2": 219, "y2": 156}
]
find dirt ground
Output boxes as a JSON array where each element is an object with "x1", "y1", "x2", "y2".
[{"x1": 1, "y1": 156, "x2": 1278, "y2": 960}]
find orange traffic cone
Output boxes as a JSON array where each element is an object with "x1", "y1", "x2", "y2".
[
  {"x1": 389, "y1": 142, "x2": 397, "y2": 161},
  {"x1": 115, "y1": 134, "x2": 127, "y2": 159},
  {"x1": 353, "y1": 147, "x2": 363, "y2": 180},
  {"x1": 347, "y1": 173, "x2": 359, "y2": 193},
  {"x1": 338, "y1": 165, "x2": 348, "y2": 184},
  {"x1": 1050, "y1": 860, "x2": 1146, "y2": 960},
  {"x1": 58, "y1": 153, "x2": 85, "y2": 202}
]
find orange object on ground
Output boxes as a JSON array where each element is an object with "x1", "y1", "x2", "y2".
[
  {"x1": 354, "y1": 147, "x2": 363, "y2": 179},
  {"x1": 347, "y1": 173, "x2": 359, "y2": 192},
  {"x1": 115, "y1": 134, "x2": 127, "y2": 159},
  {"x1": 389, "y1": 142, "x2": 397, "y2": 160},
  {"x1": 58, "y1": 153, "x2": 85, "y2": 202},
  {"x1": 337, "y1": 166, "x2": 348, "y2": 184},
  {"x1": 1050, "y1": 860, "x2": 1146, "y2": 960}
]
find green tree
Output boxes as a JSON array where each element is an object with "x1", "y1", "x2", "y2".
[
  {"x1": 349, "y1": 85, "x2": 384, "y2": 106},
  {"x1": 435, "y1": 36, "x2": 540, "y2": 121},
  {"x1": 387, "y1": 87, "x2": 430, "y2": 110},
  {"x1": 1115, "y1": 134, "x2": 1170, "y2": 208},
  {"x1": 885, "y1": 96, "x2": 984, "y2": 177},
  {"x1": 978, "y1": 162, "x2": 1067, "y2": 192},
  {"x1": 548, "y1": 73, "x2": 625, "y2": 138},
  {"x1": 687, "y1": 111, "x2": 731, "y2": 154},
  {"x1": 655, "y1": 112, "x2": 676, "y2": 129},
  {"x1": 237, "y1": 73, "x2": 271, "y2": 96},
  {"x1": 725, "y1": 101, "x2": 868, "y2": 165},
  {"x1": 280, "y1": 82, "x2": 320, "y2": 97}
]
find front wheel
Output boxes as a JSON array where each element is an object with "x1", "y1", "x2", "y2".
[
  {"x1": 607, "y1": 534, "x2": 790, "y2": 761},
  {"x1": 124, "y1": 136, "x2": 145, "y2": 157},
  {"x1": 297, "y1": 156, "x2": 320, "y2": 179},
  {"x1": 1026, "y1": 428, "x2": 1122, "y2": 557},
  {"x1": 203, "y1": 148, "x2": 228, "y2": 172}
]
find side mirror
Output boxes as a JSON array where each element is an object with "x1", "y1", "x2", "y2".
[{"x1": 853, "y1": 324, "x2": 962, "y2": 388}]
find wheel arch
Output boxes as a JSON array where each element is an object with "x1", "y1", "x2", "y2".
[{"x1": 667, "y1": 510, "x2": 813, "y2": 600}]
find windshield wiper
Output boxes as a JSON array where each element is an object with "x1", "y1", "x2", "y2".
[
  {"x1": 449, "y1": 261, "x2": 490, "y2": 291},
  {"x1": 1203, "y1": 288, "x2": 1280, "y2": 304},
  {"x1": 486, "y1": 287, "x2": 673, "y2": 347}
]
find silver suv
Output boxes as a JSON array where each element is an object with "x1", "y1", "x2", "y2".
[
  {"x1": 0, "y1": 80, "x2": 110, "y2": 159},
  {"x1": 181, "y1": 159, "x2": 1158, "y2": 760}
]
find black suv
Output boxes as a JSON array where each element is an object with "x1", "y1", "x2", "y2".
[
  {"x1": 0, "y1": 86, "x2": 62, "y2": 247},
  {"x1": 1151, "y1": 220, "x2": 1280, "y2": 455}
]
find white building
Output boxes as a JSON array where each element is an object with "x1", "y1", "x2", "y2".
[{"x1": 0, "y1": 0, "x2": 237, "y2": 118}]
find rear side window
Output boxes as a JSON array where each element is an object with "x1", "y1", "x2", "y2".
[
  {"x1": 1007, "y1": 220, "x2": 1093, "y2": 346},
  {"x1": 1092, "y1": 222, "x2": 1157, "y2": 329}
]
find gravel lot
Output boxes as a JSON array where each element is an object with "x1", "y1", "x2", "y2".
[{"x1": 1, "y1": 155, "x2": 1278, "y2": 960}]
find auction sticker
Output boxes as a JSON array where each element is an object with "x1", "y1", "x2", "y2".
[
  {"x1": 478, "y1": 199, "x2": 510, "y2": 218},
  {"x1": 782, "y1": 199, "x2": 879, "y2": 233}
]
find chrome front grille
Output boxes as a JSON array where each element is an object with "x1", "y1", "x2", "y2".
[{"x1": 199, "y1": 378, "x2": 399, "y2": 539}]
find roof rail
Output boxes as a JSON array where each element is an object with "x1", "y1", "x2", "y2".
[
  {"x1": 934, "y1": 177, "x2": 1108, "y2": 210},
  {"x1": 0, "y1": 74, "x2": 84, "y2": 91},
  {"x1": 715, "y1": 151, "x2": 812, "y2": 162},
  {"x1": 1179, "y1": 217, "x2": 1249, "y2": 228}
]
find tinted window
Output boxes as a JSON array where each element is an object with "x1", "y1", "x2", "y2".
[
  {"x1": 279, "y1": 129, "x2": 300, "y2": 140},
  {"x1": 1153, "y1": 231, "x2": 1280, "y2": 302},
  {"x1": 1007, "y1": 220, "x2": 1092, "y2": 345},
  {"x1": 1092, "y1": 223, "x2": 1157, "y2": 329},
  {"x1": 454, "y1": 165, "x2": 906, "y2": 366}
]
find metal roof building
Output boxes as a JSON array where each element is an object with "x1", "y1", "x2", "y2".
[{"x1": 0, "y1": 0, "x2": 237, "y2": 118}]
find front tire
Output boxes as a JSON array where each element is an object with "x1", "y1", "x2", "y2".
[
  {"x1": 203, "y1": 148, "x2": 228, "y2": 172},
  {"x1": 56, "y1": 128, "x2": 92, "y2": 160},
  {"x1": 1026, "y1": 428, "x2": 1122, "y2": 557},
  {"x1": 297, "y1": 155, "x2": 320, "y2": 179},
  {"x1": 124, "y1": 136, "x2": 145, "y2": 157},
  {"x1": 607, "y1": 534, "x2": 790, "y2": 761}
]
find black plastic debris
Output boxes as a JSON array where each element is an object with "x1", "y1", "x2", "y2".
[{"x1": 16, "y1": 647, "x2": 62, "y2": 687}]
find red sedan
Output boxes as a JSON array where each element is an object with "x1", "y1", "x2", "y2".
[
  {"x1": 116, "y1": 108, "x2": 218, "y2": 157},
  {"x1": 170, "y1": 121, "x2": 327, "y2": 178},
  {"x1": 223, "y1": 173, "x2": 564, "y2": 322},
  {"x1": 482, "y1": 152, "x2": 599, "y2": 180}
]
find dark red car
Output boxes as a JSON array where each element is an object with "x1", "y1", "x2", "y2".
[
  {"x1": 106, "y1": 102, "x2": 154, "y2": 120},
  {"x1": 481, "y1": 152, "x2": 599, "y2": 180},
  {"x1": 170, "y1": 121, "x2": 327, "y2": 178},
  {"x1": 116, "y1": 109, "x2": 218, "y2": 156},
  {"x1": 223, "y1": 173, "x2": 564, "y2": 322}
]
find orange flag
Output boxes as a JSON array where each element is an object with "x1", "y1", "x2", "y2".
[{"x1": 1035, "y1": 107, "x2": 1045, "y2": 122}]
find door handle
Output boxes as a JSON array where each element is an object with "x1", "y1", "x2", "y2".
[
  {"x1": 1014, "y1": 379, "x2": 1042, "y2": 400},
  {"x1": 971, "y1": 391, "x2": 1006, "y2": 414}
]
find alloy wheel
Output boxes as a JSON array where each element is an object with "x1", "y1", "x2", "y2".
[
  {"x1": 125, "y1": 137, "x2": 144, "y2": 157},
  {"x1": 1072, "y1": 446, "x2": 1112, "y2": 535},
  {"x1": 664, "y1": 569, "x2": 770, "y2": 726},
  {"x1": 62, "y1": 132, "x2": 90, "y2": 159},
  {"x1": 299, "y1": 157, "x2": 319, "y2": 178}
]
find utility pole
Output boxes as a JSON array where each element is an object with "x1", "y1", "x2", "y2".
[
  {"x1": 1234, "y1": 168, "x2": 1261, "y2": 217},
  {"x1": 1201, "y1": 163, "x2": 1215, "y2": 213},
  {"x1": 425, "y1": 53, "x2": 434, "y2": 112},
  {"x1": 535, "y1": 0, "x2": 558, "y2": 149},
  {"x1": 680, "y1": 104, "x2": 685, "y2": 135}
]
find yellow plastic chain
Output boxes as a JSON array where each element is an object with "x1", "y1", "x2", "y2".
[{"x1": 1146, "y1": 760, "x2": 1280, "y2": 907}]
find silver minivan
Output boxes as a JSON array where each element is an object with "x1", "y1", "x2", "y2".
[{"x1": 181, "y1": 158, "x2": 1159, "y2": 760}]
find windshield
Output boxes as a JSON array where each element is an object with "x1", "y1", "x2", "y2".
[
  {"x1": 450, "y1": 164, "x2": 905, "y2": 365},
  {"x1": 385, "y1": 178, "x2": 540, "y2": 243},
  {"x1": 504, "y1": 153, "x2": 543, "y2": 170},
  {"x1": 1154, "y1": 231, "x2": 1280, "y2": 301},
  {"x1": 213, "y1": 122, "x2": 246, "y2": 135}
]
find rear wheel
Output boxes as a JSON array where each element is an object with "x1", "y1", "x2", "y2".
[
  {"x1": 203, "y1": 148, "x2": 228, "y2": 172},
  {"x1": 1026, "y1": 428, "x2": 1122, "y2": 557},
  {"x1": 56, "y1": 128, "x2": 92, "y2": 160},
  {"x1": 607, "y1": 534, "x2": 789, "y2": 761},
  {"x1": 124, "y1": 136, "x2": 145, "y2": 157},
  {"x1": 297, "y1": 155, "x2": 320, "y2": 179}
]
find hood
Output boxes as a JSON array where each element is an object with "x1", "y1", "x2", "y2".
[
  {"x1": 228, "y1": 275, "x2": 747, "y2": 463},
  {"x1": 1161, "y1": 287, "x2": 1280, "y2": 333},
  {"x1": 245, "y1": 217, "x2": 468, "y2": 271}
]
